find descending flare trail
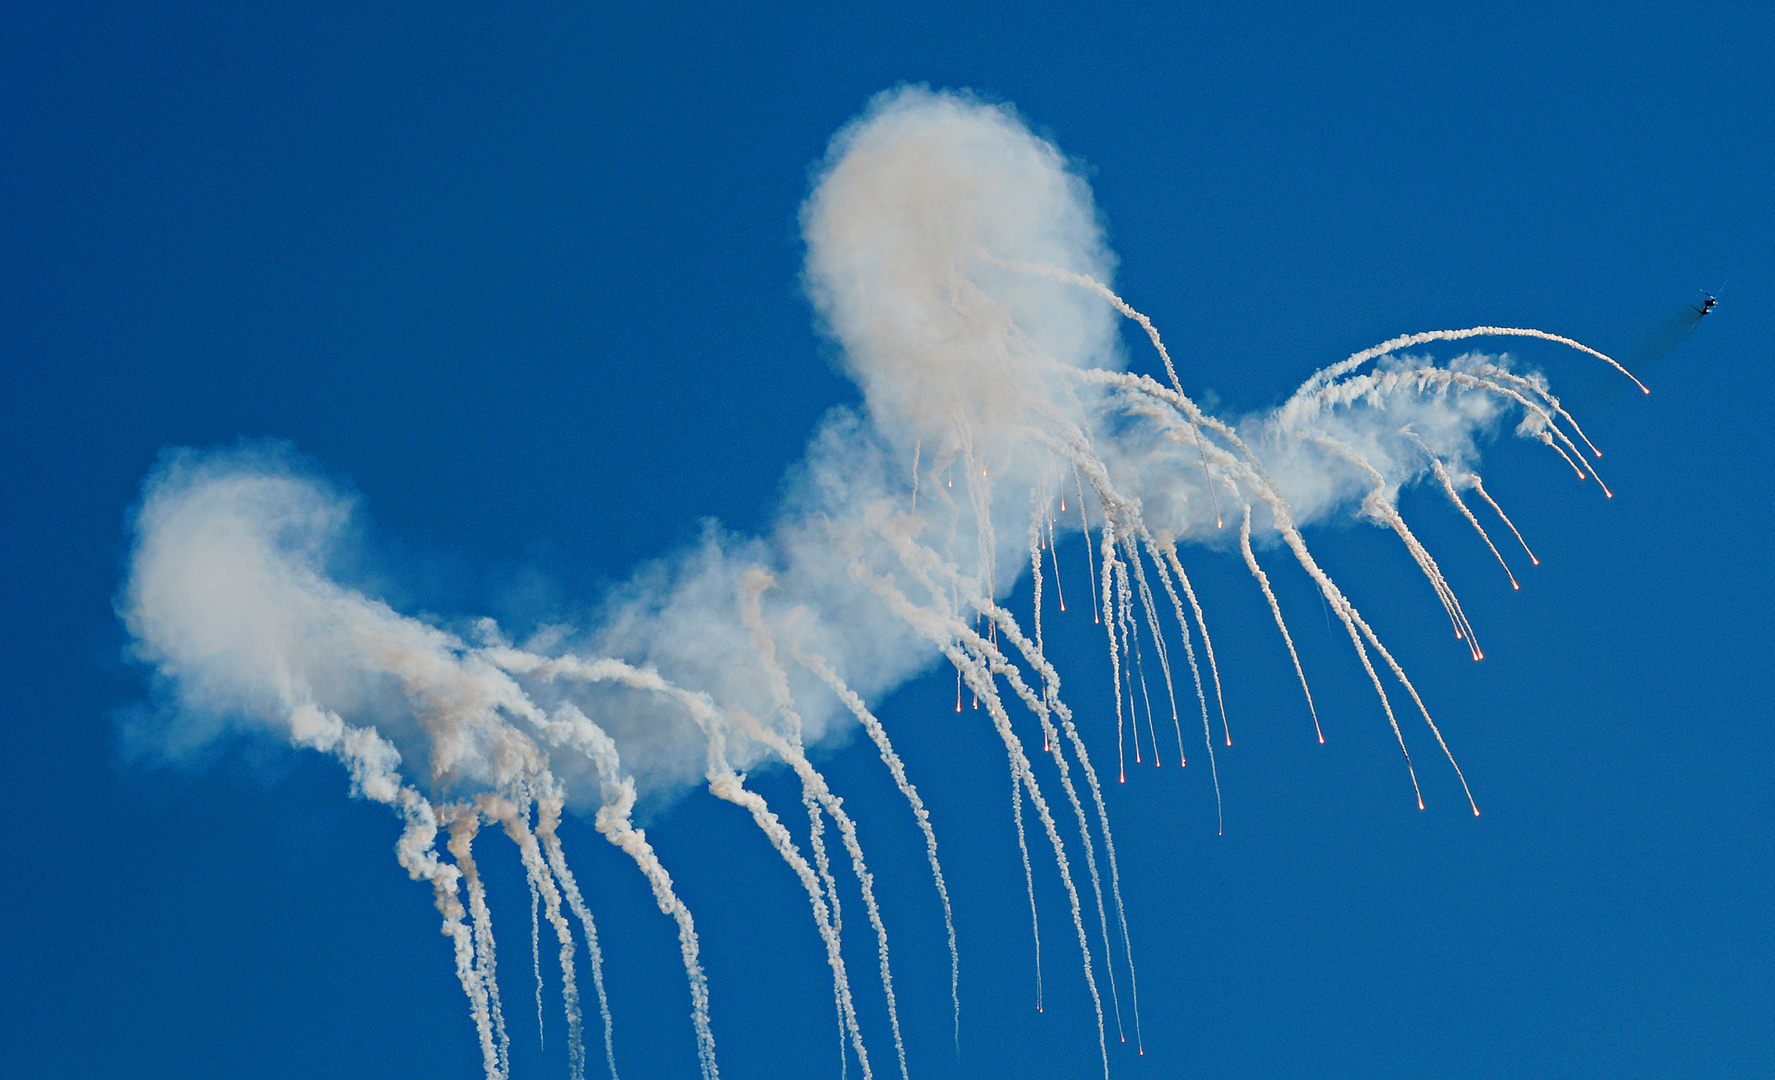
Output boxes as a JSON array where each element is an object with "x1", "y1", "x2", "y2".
[{"x1": 1239, "y1": 507, "x2": 1321, "y2": 744}]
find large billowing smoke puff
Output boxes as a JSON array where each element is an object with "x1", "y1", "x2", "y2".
[{"x1": 119, "y1": 86, "x2": 1635, "y2": 1080}]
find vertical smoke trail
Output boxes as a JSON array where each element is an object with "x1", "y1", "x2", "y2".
[
  {"x1": 875, "y1": 517, "x2": 1139, "y2": 1051},
  {"x1": 584, "y1": 801, "x2": 718, "y2": 1080},
  {"x1": 739, "y1": 572, "x2": 910, "y2": 1080},
  {"x1": 529, "y1": 865, "x2": 545, "y2": 1050},
  {"x1": 1128, "y1": 589, "x2": 1157, "y2": 767},
  {"x1": 959, "y1": 648, "x2": 1110, "y2": 1080},
  {"x1": 1116, "y1": 558, "x2": 1145, "y2": 772},
  {"x1": 894, "y1": 498, "x2": 1147, "y2": 1051},
  {"x1": 1048, "y1": 515, "x2": 1067, "y2": 613},
  {"x1": 1139, "y1": 539, "x2": 1201, "y2": 765},
  {"x1": 1164, "y1": 552, "x2": 1229, "y2": 748},
  {"x1": 1124, "y1": 539, "x2": 1180, "y2": 756},
  {"x1": 1156, "y1": 546, "x2": 1225, "y2": 830},
  {"x1": 1075, "y1": 466, "x2": 1101, "y2": 625},
  {"x1": 788, "y1": 642, "x2": 962, "y2": 1051},
  {"x1": 705, "y1": 769, "x2": 873, "y2": 1080},
  {"x1": 992, "y1": 610, "x2": 1150, "y2": 1059},
  {"x1": 805, "y1": 785, "x2": 846, "y2": 939},
  {"x1": 447, "y1": 810, "x2": 512, "y2": 1079},
  {"x1": 771, "y1": 731, "x2": 912, "y2": 1080},
  {"x1": 1030, "y1": 494, "x2": 1050, "y2": 653},
  {"x1": 1238, "y1": 507, "x2": 1322, "y2": 743},
  {"x1": 1336, "y1": 595, "x2": 1483, "y2": 815},
  {"x1": 537, "y1": 795, "x2": 619, "y2": 1080},
  {"x1": 548, "y1": 701, "x2": 721, "y2": 1080},
  {"x1": 991, "y1": 615, "x2": 1138, "y2": 1043},
  {"x1": 493, "y1": 798, "x2": 587, "y2": 1080},
  {"x1": 481, "y1": 653, "x2": 726, "y2": 1080},
  {"x1": 1011, "y1": 769, "x2": 1045, "y2": 1011},
  {"x1": 1099, "y1": 531, "x2": 1129, "y2": 783},
  {"x1": 951, "y1": 627, "x2": 1113, "y2": 1074},
  {"x1": 848, "y1": 551, "x2": 1111, "y2": 1077},
  {"x1": 911, "y1": 436, "x2": 921, "y2": 513},
  {"x1": 811, "y1": 797, "x2": 850, "y2": 1080},
  {"x1": 313, "y1": 710, "x2": 502, "y2": 1080},
  {"x1": 960, "y1": 425, "x2": 999, "y2": 605}
]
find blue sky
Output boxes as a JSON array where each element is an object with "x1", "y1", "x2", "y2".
[{"x1": 4, "y1": 3, "x2": 1771, "y2": 1078}]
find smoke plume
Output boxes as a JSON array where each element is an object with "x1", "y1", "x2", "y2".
[{"x1": 118, "y1": 86, "x2": 1636, "y2": 1079}]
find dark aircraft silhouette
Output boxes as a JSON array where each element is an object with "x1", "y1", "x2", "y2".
[{"x1": 1571, "y1": 287, "x2": 1719, "y2": 406}]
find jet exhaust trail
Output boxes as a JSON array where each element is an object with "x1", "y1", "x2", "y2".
[{"x1": 118, "y1": 87, "x2": 1644, "y2": 1077}]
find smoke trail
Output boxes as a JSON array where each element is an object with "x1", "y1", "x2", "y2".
[
  {"x1": 739, "y1": 570, "x2": 910, "y2": 1080},
  {"x1": 1473, "y1": 476, "x2": 1540, "y2": 565},
  {"x1": 492, "y1": 797, "x2": 587, "y2": 1080},
  {"x1": 788, "y1": 641, "x2": 962, "y2": 1050},
  {"x1": 1011, "y1": 768, "x2": 1044, "y2": 1012},
  {"x1": 1238, "y1": 508, "x2": 1321, "y2": 743},
  {"x1": 528, "y1": 856, "x2": 545, "y2": 1050},
  {"x1": 706, "y1": 767, "x2": 873, "y2": 1078},
  {"x1": 1406, "y1": 431, "x2": 1520, "y2": 591},
  {"x1": 537, "y1": 794, "x2": 618, "y2": 1080},
  {"x1": 119, "y1": 86, "x2": 1643, "y2": 1077},
  {"x1": 447, "y1": 810, "x2": 511, "y2": 1078},
  {"x1": 872, "y1": 509, "x2": 1137, "y2": 1054}
]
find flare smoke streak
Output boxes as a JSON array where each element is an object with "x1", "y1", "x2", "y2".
[{"x1": 119, "y1": 87, "x2": 1641, "y2": 1078}]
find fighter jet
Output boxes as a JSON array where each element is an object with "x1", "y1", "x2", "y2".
[{"x1": 1694, "y1": 291, "x2": 1717, "y2": 317}]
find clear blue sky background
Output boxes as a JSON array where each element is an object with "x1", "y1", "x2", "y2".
[{"x1": 4, "y1": 3, "x2": 1770, "y2": 1078}]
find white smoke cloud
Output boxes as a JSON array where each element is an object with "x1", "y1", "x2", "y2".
[{"x1": 117, "y1": 86, "x2": 1633, "y2": 1080}]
